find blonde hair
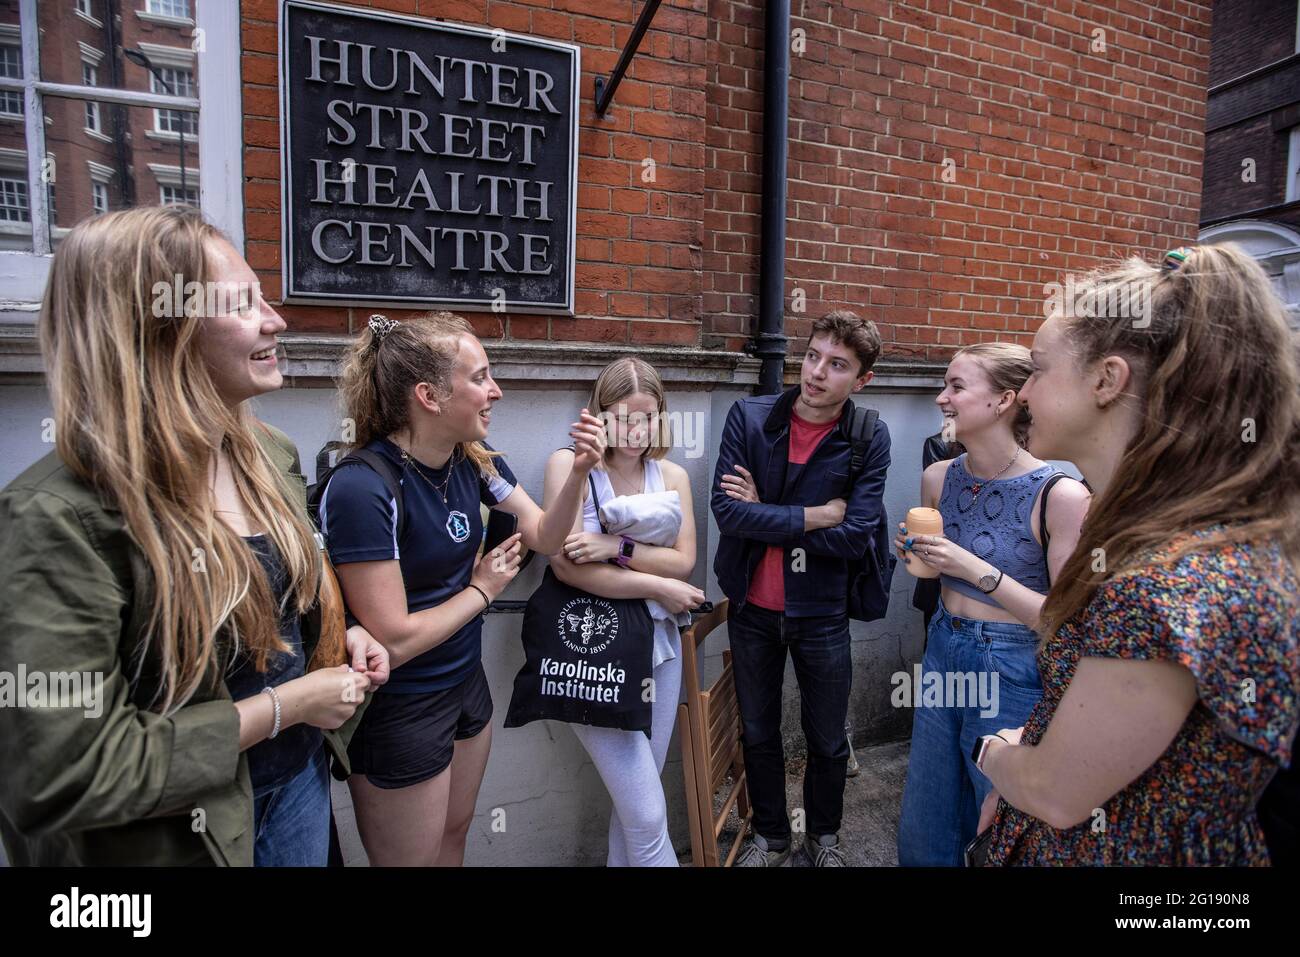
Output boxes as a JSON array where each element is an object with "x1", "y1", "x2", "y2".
[
  {"x1": 586, "y1": 357, "x2": 671, "y2": 464},
  {"x1": 1040, "y1": 243, "x2": 1300, "y2": 637},
  {"x1": 952, "y1": 342, "x2": 1035, "y2": 447},
  {"x1": 337, "y1": 311, "x2": 501, "y2": 477},
  {"x1": 38, "y1": 206, "x2": 322, "y2": 715}
]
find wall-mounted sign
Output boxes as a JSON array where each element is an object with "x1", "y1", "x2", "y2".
[{"x1": 279, "y1": 0, "x2": 579, "y2": 313}]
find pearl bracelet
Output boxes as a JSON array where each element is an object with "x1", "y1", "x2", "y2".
[{"x1": 262, "y1": 685, "x2": 282, "y2": 739}]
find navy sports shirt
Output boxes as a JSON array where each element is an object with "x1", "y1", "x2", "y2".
[{"x1": 318, "y1": 437, "x2": 519, "y2": 693}]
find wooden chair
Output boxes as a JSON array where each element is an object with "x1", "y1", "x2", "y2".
[{"x1": 678, "y1": 598, "x2": 752, "y2": 866}]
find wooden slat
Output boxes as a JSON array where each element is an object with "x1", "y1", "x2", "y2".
[
  {"x1": 707, "y1": 692, "x2": 738, "y2": 744},
  {"x1": 710, "y1": 736, "x2": 740, "y2": 790},
  {"x1": 677, "y1": 703, "x2": 707, "y2": 868},
  {"x1": 676, "y1": 598, "x2": 758, "y2": 868},
  {"x1": 712, "y1": 779, "x2": 743, "y2": 839}
]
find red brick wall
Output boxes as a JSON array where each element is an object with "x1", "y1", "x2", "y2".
[
  {"x1": 704, "y1": 0, "x2": 1212, "y2": 361},
  {"x1": 241, "y1": 0, "x2": 1212, "y2": 363},
  {"x1": 240, "y1": 0, "x2": 708, "y2": 344}
]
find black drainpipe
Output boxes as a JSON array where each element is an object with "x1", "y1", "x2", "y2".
[{"x1": 754, "y1": 0, "x2": 790, "y2": 396}]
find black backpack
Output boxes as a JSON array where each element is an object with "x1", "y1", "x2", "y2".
[
  {"x1": 843, "y1": 406, "x2": 896, "y2": 623},
  {"x1": 306, "y1": 441, "x2": 407, "y2": 540}
]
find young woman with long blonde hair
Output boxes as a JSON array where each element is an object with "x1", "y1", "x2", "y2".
[
  {"x1": 0, "y1": 206, "x2": 383, "y2": 866},
  {"x1": 974, "y1": 245, "x2": 1299, "y2": 864}
]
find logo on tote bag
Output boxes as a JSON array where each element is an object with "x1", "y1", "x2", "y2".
[{"x1": 558, "y1": 597, "x2": 619, "y2": 655}]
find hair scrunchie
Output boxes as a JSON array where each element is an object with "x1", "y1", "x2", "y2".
[{"x1": 368, "y1": 314, "x2": 399, "y2": 350}]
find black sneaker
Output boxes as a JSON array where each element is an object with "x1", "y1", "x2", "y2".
[
  {"x1": 805, "y1": 833, "x2": 847, "y2": 867},
  {"x1": 734, "y1": 833, "x2": 792, "y2": 867}
]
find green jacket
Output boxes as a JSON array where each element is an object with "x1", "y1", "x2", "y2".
[{"x1": 0, "y1": 423, "x2": 368, "y2": 866}]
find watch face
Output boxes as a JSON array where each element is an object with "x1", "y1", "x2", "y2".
[
  {"x1": 620, "y1": 540, "x2": 635, "y2": 558},
  {"x1": 979, "y1": 573, "x2": 997, "y2": 593}
]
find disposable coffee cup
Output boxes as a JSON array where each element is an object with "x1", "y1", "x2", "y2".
[{"x1": 902, "y1": 506, "x2": 943, "y2": 579}]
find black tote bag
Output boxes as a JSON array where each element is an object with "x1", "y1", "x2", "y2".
[{"x1": 504, "y1": 474, "x2": 656, "y2": 734}]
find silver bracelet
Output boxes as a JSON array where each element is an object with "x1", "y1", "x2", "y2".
[{"x1": 262, "y1": 685, "x2": 282, "y2": 739}]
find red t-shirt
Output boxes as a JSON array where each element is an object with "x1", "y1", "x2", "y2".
[{"x1": 746, "y1": 408, "x2": 840, "y2": 611}]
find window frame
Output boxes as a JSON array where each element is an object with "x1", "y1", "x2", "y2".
[
  {"x1": 1288, "y1": 126, "x2": 1300, "y2": 205},
  {"x1": 0, "y1": 175, "x2": 29, "y2": 224},
  {"x1": 147, "y1": 0, "x2": 191, "y2": 19},
  {"x1": 90, "y1": 179, "x2": 109, "y2": 215},
  {"x1": 81, "y1": 61, "x2": 101, "y2": 134},
  {"x1": 159, "y1": 183, "x2": 199, "y2": 206},
  {"x1": 0, "y1": 37, "x2": 22, "y2": 118},
  {"x1": 0, "y1": 0, "x2": 242, "y2": 307},
  {"x1": 150, "y1": 65, "x2": 197, "y2": 137}
]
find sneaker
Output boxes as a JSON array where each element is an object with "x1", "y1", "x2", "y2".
[
  {"x1": 734, "y1": 832, "x2": 792, "y2": 867},
  {"x1": 805, "y1": 833, "x2": 847, "y2": 867}
]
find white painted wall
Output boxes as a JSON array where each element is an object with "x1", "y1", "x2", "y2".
[{"x1": 4, "y1": 377, "x2": 1052, "y2": 864}]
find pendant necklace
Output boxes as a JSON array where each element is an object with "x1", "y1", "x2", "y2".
[
  {"x1": 399, "y1": 446, "x2": 455, "y2": 503},
  {"x1": 959, "y1": 447, "x2": 1020, "y2": 512}
]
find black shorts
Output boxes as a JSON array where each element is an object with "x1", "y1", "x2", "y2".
[{"x1": 347, "y1": 662, "x2": 493, "y2": 789}]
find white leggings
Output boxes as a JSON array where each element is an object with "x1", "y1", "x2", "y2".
[{"x1": 570, "y1": 640, "x2": 683, "y2": 867}]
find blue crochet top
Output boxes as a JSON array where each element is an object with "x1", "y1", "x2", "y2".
[{"x1": 936, "y1": 454, "x2": 1060, "y2": 607}]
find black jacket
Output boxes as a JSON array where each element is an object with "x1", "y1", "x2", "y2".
[{"x1": 711, "y1": 386, "x2": 891, "y2": 617}]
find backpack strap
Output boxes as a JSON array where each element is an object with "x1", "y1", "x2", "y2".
[
  {"x1": 1034, "y1": 473, "x2": 1066, "y2": 548},
  {"x1": 848, "y1": 405, "x2": 879, "y2": 479},
  {"x1": 587, "y1": 472, "x2": 607, "y2": 534},
  {"x1": 309, "y1": 444, "x2": 407, "y2": 544},
  {"x1": 350, "y1": 448, "x2": 407, "y2": 544},
  {"x1": 560, "y1": 444, "x2": 608, "y2": 535}
]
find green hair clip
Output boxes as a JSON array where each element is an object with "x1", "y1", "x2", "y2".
[{"x1": 1161, "y1": 247, "x2": 1192, "y2": 272}]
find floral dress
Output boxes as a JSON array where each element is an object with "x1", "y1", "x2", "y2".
[{"x1": 986, "y1": 529, "x2": 1299, "y2": 865}]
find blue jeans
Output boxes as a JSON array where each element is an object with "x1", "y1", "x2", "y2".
[
  {"x1": 727, "y1": 602, "x2": 852, "y2": 843},
  {"x1": 252, "y1": 746, "x2": 330, "y2": 867},
  {"x1": 896, "y1": 601, "x2": 1043, "y2": 866}
]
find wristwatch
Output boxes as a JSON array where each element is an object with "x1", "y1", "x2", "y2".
[
  {"x1": 612, "y1": 535, "x2": 635, "y2": 567},
  {"x1": 971, "y1": 734, "x2": 1004, "y2": 772},
  {"x1": 976, "y1": 567, "x2": 1004, "y2": 595}
]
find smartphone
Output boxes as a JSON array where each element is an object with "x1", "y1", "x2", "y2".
[
  {"x1": 482, "y1": 510, "x2": 536, "y2": 571},
  {"x1": 963, "y1": 827, "x2": 994, "y2": 867},
  {"x1": 483, "y1": 508, "x2": 517, "y2": 555}
]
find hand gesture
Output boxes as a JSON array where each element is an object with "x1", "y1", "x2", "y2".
[
  {"x1": 345, "y1": 624, "x2": 390, "y2": 688},
  {"x1": 563, "y1": 531, "x2": 621, "y2": 564},
  {"x1": 719, "y1": 464, "x2": 760, "y2": 503},
  {"x1": 655, "y1": 579, "x2": 707, "y2": 615},
  {"x1": 471, "y1": 531, "x2": 523, "y2": 601},
  {"x1": 570, "y1": 409, "x2": 607, "y2": 474},
  {"x1": 896, "y1": 521, "x2": 982, "y2": 582},
  {"x1": 288, "y1": 665, "x2": 371, "y2": 730}
]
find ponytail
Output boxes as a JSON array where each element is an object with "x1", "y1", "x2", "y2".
[{"x1": 336, "y1": 312, "x2": 503, "y2": 478}]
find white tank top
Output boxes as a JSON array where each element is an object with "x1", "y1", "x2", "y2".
[
  {"x1": 583, "y1": 458, "x2": 665, "y2": 532},
  {"x1": 582, "y1": 458, "x2": 681, "y2": 669}
]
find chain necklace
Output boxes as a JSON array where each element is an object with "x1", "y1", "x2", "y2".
[
  {"x1": 606, "y1": 460, "x2": 646, "y2": 498},
  {"x1": 398, "y1": 446, "x2": 456, "y2": 504},
  {"x1": 958, "y1": 447, "x2": 1021, "y2": 512}
]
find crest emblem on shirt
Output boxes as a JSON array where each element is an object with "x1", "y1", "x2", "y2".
[{"x1": 446, "y1": 510, "x2": 471, "y2": 542}]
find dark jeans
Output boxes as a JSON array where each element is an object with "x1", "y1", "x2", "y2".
[{"x1": 727, "y1": 601, "x2": 852, "y2": 843}]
